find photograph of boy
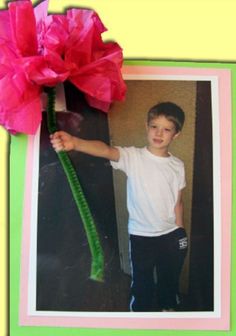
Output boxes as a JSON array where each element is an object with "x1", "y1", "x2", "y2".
[{"x1": 37, "y1": 79, "x2": 213, "y2": 313}]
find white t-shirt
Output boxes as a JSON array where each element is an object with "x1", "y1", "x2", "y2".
[{"x1": 110, "y1": 146, "x2": 186, "y2": 237}]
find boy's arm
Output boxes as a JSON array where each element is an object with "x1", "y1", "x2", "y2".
[
  {"x1": 50, "y1": 131, "x2": 120, "y2": 162},
  {"x1": 174, "y1": 190, "x2": 184, "y2": 228}
]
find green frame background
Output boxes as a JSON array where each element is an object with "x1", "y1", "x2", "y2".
[{"x1": 10, "y1": 60, "x2": 236, "y2": 336}]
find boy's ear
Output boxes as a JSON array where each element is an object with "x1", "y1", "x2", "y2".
[{"x1": 173, "y1": 131, "x2": 181, "y2": 139}]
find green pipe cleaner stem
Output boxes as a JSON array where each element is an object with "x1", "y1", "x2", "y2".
[{"x1": 45, "y1": 86, "x2": 104, "y2": 282}]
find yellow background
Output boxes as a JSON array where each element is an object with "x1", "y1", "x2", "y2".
[{"x1": 0, "y1": 0, "x2": 235, "y2": 335}]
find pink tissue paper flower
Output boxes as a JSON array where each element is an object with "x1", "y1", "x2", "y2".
[{"x1": 0, "y1": 0, "x2": 126, "y2": 134}]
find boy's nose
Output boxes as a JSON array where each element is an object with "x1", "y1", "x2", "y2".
[{"x1": 156, "y1": 127, "x2": 163, "y2": 136}]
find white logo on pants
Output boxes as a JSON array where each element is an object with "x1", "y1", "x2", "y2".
[{"x1": 179, "y1": 237, "x2": 188, "y2": 250}]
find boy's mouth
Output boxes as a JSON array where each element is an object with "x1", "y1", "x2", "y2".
[{"x1": 153, "y1": 138, "x2": 163, "y2": 144}]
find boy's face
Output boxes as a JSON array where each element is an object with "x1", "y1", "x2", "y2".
[{"x1": 146, "y1": 115, "x2": 180, "y2": 156}]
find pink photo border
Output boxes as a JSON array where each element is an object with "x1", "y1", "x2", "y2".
[{"x1": 19, "y1": 65, "x2": 232, "y2": 330}]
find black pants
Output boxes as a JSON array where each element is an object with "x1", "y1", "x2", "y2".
[{"x1": 129, "y1": 228, "x2": 188, "y2": 312}]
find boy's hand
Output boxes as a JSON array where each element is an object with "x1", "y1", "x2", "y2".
[{"x1": 50, "y1": 131, "x2": 75, "y2": 152}]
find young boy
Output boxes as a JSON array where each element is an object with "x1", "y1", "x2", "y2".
[{"x1": 50, "y1": 102, "x2": 188, "y2": 312}]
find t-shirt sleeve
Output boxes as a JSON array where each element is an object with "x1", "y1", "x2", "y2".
[
  {"x1": 179, "y1": 162, "x2": 186, "y2": 190},
  {"x1": 110, "y1": 146, "x2": 134, "y2": 175}
]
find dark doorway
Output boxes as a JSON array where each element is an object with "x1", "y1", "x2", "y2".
[
  {"x1": 187, "y1": 81, "x2": 214, "y2": 311},
  {"x1": 36, "y1": 82, "x2": 130, "y2": 312}
]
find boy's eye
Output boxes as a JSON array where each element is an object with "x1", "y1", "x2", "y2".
[{"x1": 148, "y1": 125, "x2": 173, "y2": 132}]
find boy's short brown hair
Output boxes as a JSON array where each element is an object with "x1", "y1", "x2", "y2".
[{"x1": 147, "y1": 102, "x2": 185, "y2": 133}]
